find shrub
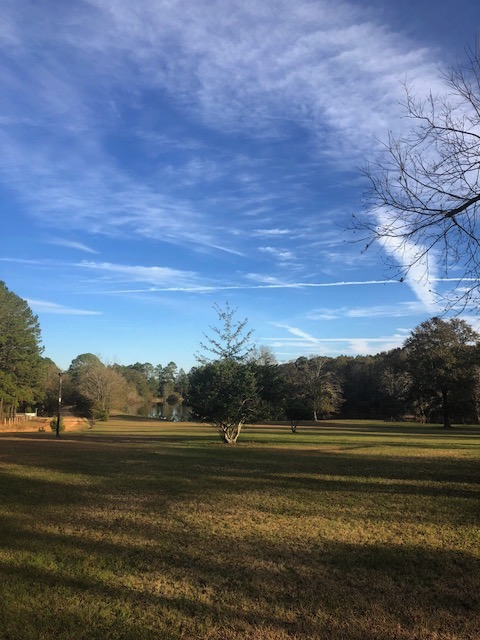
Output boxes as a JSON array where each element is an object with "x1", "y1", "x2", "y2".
[{"x1": 50, "y1": 417, "x2": 65, "y2": 432}]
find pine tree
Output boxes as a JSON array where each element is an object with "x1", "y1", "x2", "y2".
[{"x1": 0, "y1": 282, "x2": 44, "y2": 418}]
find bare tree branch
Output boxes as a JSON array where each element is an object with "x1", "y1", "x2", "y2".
[{"x1": 353, "y1": 44, "x2": 480, "y2": 310}]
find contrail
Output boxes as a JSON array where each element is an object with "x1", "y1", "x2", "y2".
[{"x1": 92, "y1": 279, "x2": 400, "y2": 294}]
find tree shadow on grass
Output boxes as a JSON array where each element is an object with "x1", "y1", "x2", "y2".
[
  {"x1": 0, "y1": 435, "x2": 478, "y2": 511},
  {"x1": 1, "y1": 429, "x2": 479, "y2": 640},
  {"x1": 0, "y1": 511, "x2": 479, "y2": 640}
]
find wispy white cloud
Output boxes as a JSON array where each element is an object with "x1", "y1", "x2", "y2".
[
  {"x1": 276, "y1": 279, "x2": 399, "y2": 288},
  {"x1": 433, "y1": 278, "x2": 479, "y2": 283},
  {"x1": 304, "y1": 231, "x2": 350, "y2": 250},
  {"x1": 245, "y1": 273, "x2": 286, "y2": 285},
  {"x1": 271, "y1": 323, "x2": 319, "y2": 344},
  {"x1": 266, "y1": 335, "x2": 406, "y2": 345},
  {"x1": 0, "y1": 1, "x2": 448, "y2": 260},
  {"x1": 253, "y1": 229, "x2": 293, "y2": 237},
  {"x1": 83, "y1": 0, "x2": 443, "y2": 151},
  {"x1": 0, "y1": 135, "x2": 244, "y2": 255},
  {"x1": 307, "y1": 301, "x2": 428, "y2": 320},
  {"x1": 0, "y1": 0, "x2": 457, "y2": 329},
  {"x1": 259, "y1": 246, "x2": 295, "y2": 261},
  {"x1": 76, "y1": 261, "x2": 202, "y2": 288},
  {"x1": 375, "y1": 209, "x2": 440, "y2": 310},
  {"x1": 2, "y1": 253, "x2": 406, "y2": 295},
  {"x1": 27, "y1": 300, "x2": 101, "y2": 316},
  {"x1": 318, "y1": 249, "x2": 375, "y2": 269},
  {"x1": 48, "y1": 238, "x2": 99, "y2": 254},
  {"x1": 0, "y1": 258, "x2": 52, "y2": 265},
  {"x1": 264, "y1": 332, "x2": 406, "y2": 358}
]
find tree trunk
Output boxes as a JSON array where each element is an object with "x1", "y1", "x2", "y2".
[
  {"x1": 441, "y1": 388, "x2": 453, "y2": 429},
  {"x1": 221, "y1": 422, "x2": 242, "y2": 444}
]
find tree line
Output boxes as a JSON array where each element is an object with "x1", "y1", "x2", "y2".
[
  {"x1": 186, "y1": 306, "x2": 480, "y2": 441},
  {"x1": 1, "y1": 281, "x2": 479, "y2": 440}
]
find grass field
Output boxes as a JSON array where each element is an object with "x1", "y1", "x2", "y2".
[{"x1": 0, "y1": 417, "x2": 479, "y2": 639}]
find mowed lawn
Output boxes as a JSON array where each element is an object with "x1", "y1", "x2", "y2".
[{"x1": 0, "y1": 418, "x2": 479, "y2": 640}]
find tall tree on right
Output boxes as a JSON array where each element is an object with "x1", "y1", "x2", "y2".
[
  {"x1": 355, "y1": 45, "x2": 480, "y2": 309},
  {"x1": 404, "y1": 317, "x2": 479, "y2": 428}
]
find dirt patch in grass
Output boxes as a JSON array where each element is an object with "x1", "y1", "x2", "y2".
[{"x1": 1, "y1": 413, "x2": 90, "y2": 434}]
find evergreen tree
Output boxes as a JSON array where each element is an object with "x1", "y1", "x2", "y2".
[
  {"x1": 189, "y1": 303, "x2": 259, "y2": 443},
  {"x1": 188, "y1": 359, "x2": 259, "y2": 443},
  {"x1": 0, "y1": 282, "x2": 43, "y2": 418},
  {"x1": 404, "y1": 317, "x2": 479, "y2": 428},
  {"x1": 197, "y1": 302, "x2": 254, "y2": 364}
]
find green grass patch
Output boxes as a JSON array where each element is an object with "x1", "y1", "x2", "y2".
[{"x1": 0, "y1": 418, "x2": 479, "y2": 639}]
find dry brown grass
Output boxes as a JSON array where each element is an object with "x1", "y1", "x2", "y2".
[{"x1": 0, "y1": 417, "x2": 478, "y2": 639}]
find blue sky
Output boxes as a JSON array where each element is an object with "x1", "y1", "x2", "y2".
[{"x1": 1, "y1": 0, "x2": 478, "y2": 371}]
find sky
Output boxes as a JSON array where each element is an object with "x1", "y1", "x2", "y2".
[{"x1": 1, "y1": 0, "x2": 479, "y2": 372}]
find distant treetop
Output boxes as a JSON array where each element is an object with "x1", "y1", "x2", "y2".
[{"x1": 196, "y1": 302, "x2": 254, "y2": 364}]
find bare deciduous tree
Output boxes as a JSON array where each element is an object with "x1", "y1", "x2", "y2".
[
  {"x1": 78, "y1": 364, "x2": 128, "y2": 420},
  {"x1": 355, "y1": 45, "x2": 480, "y2": 309},
  {"x1": 286, "y1": 356, "x2": 343, "y2": 422}
]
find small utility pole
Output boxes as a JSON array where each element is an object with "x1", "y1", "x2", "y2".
[{"x1": 56, "y1": 372, "x2": 63, "y2": 438}]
